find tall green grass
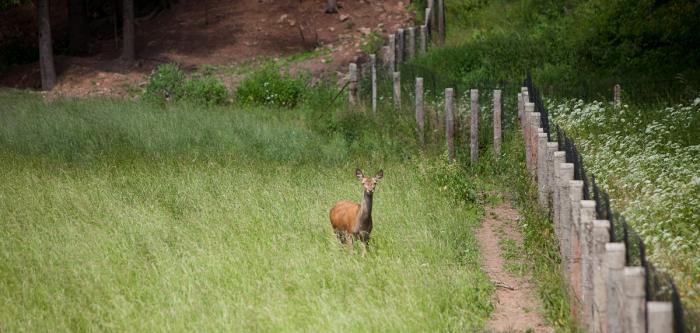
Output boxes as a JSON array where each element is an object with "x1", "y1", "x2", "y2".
[{"x1": 0, "y1": 89, "x2": 493, "y2": 331}]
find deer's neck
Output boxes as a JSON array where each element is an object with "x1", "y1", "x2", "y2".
[{"x1": 357, "y1": 191, "x2": 373, "y2": 230}]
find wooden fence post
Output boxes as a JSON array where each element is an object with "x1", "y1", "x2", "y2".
[
  {"x1": 370, "y1": 54, "x2": 377, "y2": 114},
  {"x1": 437, "y1": 0, "x2": 445, "y2": 44},
  {"x1": 606, "y1": 243, "x2": 626, "y2": 333},
  {"x1": 393, "y1": 71, "x2": 401, "y2": 111},
  {"x1": 593, "y1": 220, "x2": 611, "y2": 333},
  {"x1": 397, "y1": 29, "x2": 405, "y2": 65},
  {"x1": 445, "y1": 88, "x2": 455, "y2": 161},
  {"x1": 614, "y1": 84, "x2": 621, "y2": 108},
  {"x1": 424, "y1": 7, "x2": 432, "y2": 36},
  {"x1": 624, "y1": 267, "x2": 646, "y2": 333},
  {"x1": 416, "y1": 77, "x2": 425, "y2": 145},
  {"x1": 348, "y1": 63, "x2": 358, "y2": 105},
  {"x1": 420, "y1": 25, "x2": 427, "y2": 54},
  {"x1": 407, "y1": 27, "x2": 416, "y2": 61},
  {"x1": 493, "y1": 89, "x2": 502, "y2": 157},
  {"x1": 428, "y1": 0, "x2": 439, "y2": 38},
  {"x1": 647, "y1": 302, "x2": 673, "y2": 333},
  {"x1": 388, "y1": 34, "x2": 396, "y2": 74},
  {"x1": 470, "y1": 89, "x2": 478, "y2": 163}
]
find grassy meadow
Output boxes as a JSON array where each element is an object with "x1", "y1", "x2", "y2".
[{"x1": 0, "y1": 90, "x2": 494, "y2": 331}]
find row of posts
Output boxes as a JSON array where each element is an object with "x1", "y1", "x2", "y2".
[
  {"x1": 519, "y1": 88, "x2": 673, "y2": 333},
  {"x1": 348, "y1": 0, "x2": 445, "y2": 111}
]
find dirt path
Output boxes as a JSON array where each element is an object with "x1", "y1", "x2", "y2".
[{"x1": 477, "y1": 197, "x2": 552, "y2": 333}]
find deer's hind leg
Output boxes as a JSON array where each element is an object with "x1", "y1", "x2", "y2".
[{"x1": 334, "y1": 229, "x2": 349, "y2": 244}]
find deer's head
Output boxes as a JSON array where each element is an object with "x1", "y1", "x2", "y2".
[{"x1": 356, "y1": 168, "x2": 384, "y2": 194}]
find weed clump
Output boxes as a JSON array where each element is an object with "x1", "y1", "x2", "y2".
[
  {"x1": 143, "y1": 63, "x2": 228, "y2": 106},
  {"x1": 235, "y1": 64, "x2": 305, "y2": 108}
]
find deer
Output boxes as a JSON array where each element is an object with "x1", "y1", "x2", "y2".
[{"x1": 329, "y1": 168, "x2": 384, "y2": 250}]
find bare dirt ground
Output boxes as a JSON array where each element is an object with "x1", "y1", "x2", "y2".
[
  {"x1": 477, "y1": 197, "x2": 553, "y2": 333},
  {"x1": 0, "y1": 0, "x2": 414, "y2": 98}
]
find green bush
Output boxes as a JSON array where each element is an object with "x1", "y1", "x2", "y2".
[
  {"x1": 143, "y1": 63, "x2": 186, "y2": 104},
  {"x1": 143, "y1": 63, "x2": 228, "y2": 106},
  {"x1": 183, "y1": 75, "x2": 228, "y2": 106},
  {"x1": 235, "y1": 64, "x2": 305, "y2": 108}
]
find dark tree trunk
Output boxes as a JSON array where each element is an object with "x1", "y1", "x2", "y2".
[
  {"x1": 121, "y1": 0, "x2": 135, "y2": 63},
  {"x1": 37, "y1": 0, "x2": 56, "y2": 90},
  {"x1": 325, "y1": 0, "x2": 337, "y2": 13},
  {"x1": 68, "y1": 0, "x2": 88, "y2": 55}
]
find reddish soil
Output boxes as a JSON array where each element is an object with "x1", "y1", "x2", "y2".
[
  {"x1": 477, "y1": 198, "x2": 553, "y2": 333},
  {"x1": 0, "y1": 0, "x2": 414, "y2": 98}
]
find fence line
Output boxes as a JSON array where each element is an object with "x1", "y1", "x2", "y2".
[
  {"x1": 343, "y1": 6, "x2": 687, "y2": 331},
  {"x1": 523, "y1": 75, "x2": 685, "y2": 333}
]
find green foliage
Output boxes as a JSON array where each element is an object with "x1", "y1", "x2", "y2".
[
  {"x1": 143, "y1": 63, "x2": 185, "y2": 104},
  {"x1": 182, "y1": 75, "x2": 228, "y2": 106},
  {"x1": 143, "y1": 63, "x2": 228, "y2": 106},
  {"x1": 235, "y1": 64, "x2": 305, "y2": 108},
  {"x1": 414, "y1": 0, "x2": 700, "y2": 103},
  {"x1": 431, "y1": 158, "x2": 477, "y2": 204},
  {"x1": 360, "y1": 31, "x2": 384, "y2": 55}
]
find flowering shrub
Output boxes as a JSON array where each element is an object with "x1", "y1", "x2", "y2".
[{"x1": 549, "y1": 97, "x2": 700, "y2": 313}]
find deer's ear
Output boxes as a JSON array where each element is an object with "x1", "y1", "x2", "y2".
[
  {"x1": 355, "y1": 168, "x2": 364, "y2": 180},
  {"x1": 374, "y1": 169, "x2": 384, "y2": 182}
]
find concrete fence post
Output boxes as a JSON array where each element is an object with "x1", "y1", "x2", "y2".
[
  {"x1": 416, "y1": 77, "x2": 425, "y2": 145},
  {"x1": 393, "y1": 71, "x2": 401, "y2": 111},
  {"x1": 569, "y1": 180, "x2": 584, "y2": 319},
  {"x1": 528, "y1": 110, "x2": 540, "y2": 176},
  {"x1": 624, "y1": 267, "x2": 646, "y2": 333},
  {"x1": 593, "y1": 220, "x2": 611, "y2": 333},
  {"x1": 470, "y1": 89, "x2": 479, "y2": 163},
  {"x1": 420, "y1": 25, "x2": 427, "y2": 54},
  {"x1": 580, "y1": 200, "x2": 597, "y2": 329},
  {"x1": 546, "y1": 142, "x2": 558, "y2": 207},
  {"x1": 517, "y1": 92, "x2": 524, "y2": 125},
  {"x1": 397, "y1": 29, "x2": 405, "y2": 65},
  {"x1": 388, "y1": 34, "x2": 396, "y2": 74},
  {"x1": 493, "y1": 89, "x2": 502, "y2": 157},
  {"x1": 348, "y1": 63, "x2": 358, "y2": 105},
  {"x1": 370, "y1": 55, "x2": 377, "y2": 114},
  {"x1": 606, "y1": 243, "x2": 626, "y2": 333},
  {"x1": 647, "y1": 302, "x2": 673, "y2": 333},
  {"x1": 524, "y1": 103, "x2": 535, "y2": 174},
  {"x1": 552, "y1": 153, "x2": 566, "y2": 236},
  {"x1": 558, "y1": 163, "x2": 574, "y2": 275},
  {"x1": 537, "y1": 132, "x2": 549, "y2": 206},
  {"x1": 407, "y1": 27, "x2": 416, "y2": 61},
  {"x1": 445, "y1": 88, "x2": 455, "y2": 162}
]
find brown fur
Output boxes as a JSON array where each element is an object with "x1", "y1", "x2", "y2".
[
  {"x1": 329, "y1": 169, "x2": 383, "y2": 246},
  {"x1": 329, "y1": 200, "x2": 361, "y2": 234}
]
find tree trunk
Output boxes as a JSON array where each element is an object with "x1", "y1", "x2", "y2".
[
  {"x1": 121, "y1": 0, "x2": 135, "y2": 64},
  {"x1": 324, "y1": 0, "x2": 337, "y2": 13},
  {"x1": 68, "y1": 0, "x2": 88, "y2": 55},
  {"x1": 37, "y1": 0, "x2": 56, "y2": 90}
]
